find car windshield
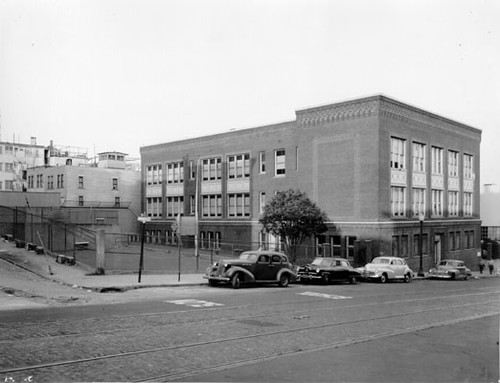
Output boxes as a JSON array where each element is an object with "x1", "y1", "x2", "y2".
[
  {"x1": 311, "y1": 258, "x2": 333, "y2": 267},
  {"x1": 372, "y1": 258, "x2": 390, "y2": 264},
  {"x1": 239, "y1": 253, "x2": 258, "y2": 262}
]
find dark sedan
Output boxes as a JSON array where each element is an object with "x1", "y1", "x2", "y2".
[{"x1": 297, "y1": 257, "x2": 361, "y2": 284}]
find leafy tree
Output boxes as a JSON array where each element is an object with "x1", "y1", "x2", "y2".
[{"x1": 259, "y1": 189, "x2": 328, "y2": 261}]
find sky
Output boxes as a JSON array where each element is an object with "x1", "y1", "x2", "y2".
[{"x1": 0, "y1": 0, "x2": 499, "y2": 186}]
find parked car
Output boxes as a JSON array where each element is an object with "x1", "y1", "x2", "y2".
[
  {"x1": 356, "y1": 256, "x2": 414, "y2": 283},
  {"x1": 429, "y1": 259, "x2": 472, "y2": 280},
  {"x1": 204, "y1": 250, "x2": 296, "y2": 289},
  {"x1": 297, "y1": 257, "x2": 361, "y2": 284}
]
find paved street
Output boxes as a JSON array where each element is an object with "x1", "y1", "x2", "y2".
[{"x1": 1, "y1": 277, "x2": 498, "y2": 382}]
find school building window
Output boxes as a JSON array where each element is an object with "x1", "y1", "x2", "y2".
[
  {"x1": 78, "y1": 196, "x2": 84, "y2": 207},
  {"x1": 463, "y1": 154, "x2": 474, "y2": 179},
  {"x1": 275, "y1": 149, "x2": 286, "y2": 176},
  {"x1": 412, "y1": 188, "x2": 425, "y2": 217},
  {"x1": 227, "y1": 154, "x2": 250, "y2": 179},
  {"x1": 431, "y1": 146, "x2": 443, "y2": 175},
  {"x1": 259, "y1": 151, "x2": 266, "y2": 174},
  {"x1": 147, "y1": 197, "x2": 164, "y2": 217},
  {"x1": 166, "y1": 196, "x2": 183, "y2": 217},
  {"x1": 167, "y1": 162, "x2": 184, "y2": 184},
  {"x1": 432, "y1": 189, "x2": 443, "y2": 217},
  {"x1": 448, "y1": 191, "x2": 459, "y2": 217},
  {"x1": 202, "y1": 195, "x2": 222, "y2": 217},
  {"x1": 114, "y1": 197, "x2": 120, "y2": 208},
  {"x1": 202, "y1": 158, "x2": 222, "y2": 181},
  {"x1": 391, "y1": 186, "x2": 406, "y2": 217},
  {"x1": 390, "y1": 137, "x2": 406, "y2": 169},
  {"x1": 112, "y1": 178, "x2": 118, "y2": 190},
  {"x1": 78, "y1": 176, "x2": 84, "y2": 189},
  {"x1": 146, "y1": 164, "x2": 162, "y2": 185},
  {"x1": 463, "y1": 192, "x2": 473, "y2": 216},
  {"x1": 227, "y1": 193, "x2": 251, "y2": 217},
  {"x1": 448, "y1": 150, "x2": 459, "y2": 177},
  {"x1": 412, "y1": 142, "x2": 426, "y2": 172}
]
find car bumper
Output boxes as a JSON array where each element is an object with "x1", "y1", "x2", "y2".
[
  {"x1": 297, "y1": 274, "x2": 322, "y2": 281},
  {"x1": 203, "y1": 275, "x2": 230, "y2": 282},
  {"x1": 428, "y1": 273, "x2": 452, "y2": 279}
]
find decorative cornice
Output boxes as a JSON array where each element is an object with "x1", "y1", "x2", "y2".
[
  {"x1": 296, "y1": 99, "x2": 379, "y2": 126},
  {"x1": 295, "y1": 95, "x2": 481, "y2": 143},
  {"x1": 379, "y1": 98, "x2": 481, "y2": 142}
]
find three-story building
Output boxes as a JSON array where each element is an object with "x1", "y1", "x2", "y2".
[{"x1": 140, "y1": 95, "x2": 481, "y2": 270}]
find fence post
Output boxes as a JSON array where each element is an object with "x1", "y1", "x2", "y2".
[{"x1": 96, "y1": 229, "x2": 106, "y2": 274}]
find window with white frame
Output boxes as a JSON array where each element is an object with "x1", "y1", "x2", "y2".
[
  {"x1": 390, "y1": 137, "x2": 406, "y2": 169},
  {"x1": 463, "y1": 192, "x2": 473, "y2": 216},
  {"x1": 412, "y1": 188, "x2": 425, "y2": 217},
  {"x1": 275, "y1": 149, "x2": 286, "y2": 176},
  {"x1": 448, "y1": 150, "x2": 459, "y2": 177},
  {"x1": 202, "y1": 158, "x2": 222, "y2": 181},
  {"x1": 202, "y1": 195, "x2": 222, "y2": 217},
  {"x1": 227, "y1": 154, "x2": 250, "y2": 179},
  {"x1": 463, "y1": 154, "x2": 474, "y2": 179},
  {"x1": 259, "y1": 151, "x2": 266, "y2": 174},
  {"x1": 412, "y1": 142, "x2": 426, "y2": 172},
  {"x1": 431, "y1": 146, "x2": 443, "y2": 175},
  {"x1": 432, "y1": 189, "x2": 443, "y2": 216},
  {"x1": 167, "y1": 162, "x2": 183, "y2": 184},
  {"x1": 147, "y1": 197, "x2": 164, "y2": 217},
  {"x1": 78, "y1": 196, "x2": 84, "y2": 207},
  {"x1": 5, "y1": 163, "x2": 14, "y2": 172},
  {"x1": 146, "y1": 165, "x2": 162, "y2": 185},
  {"x1": 112, "y1": 178, "x2": 118, "y2": 190},
  {"x1": 259, "y1": 192, "x2": 266, "y2": 214},
  {"x1": 391, "y1": 186, "x2": 406, "y2": 217},
  {"x1": 448, "y1": 191, "x2": 459, "y2": 217},
  {"x1": 166, "y1": 196, "x2": 183, "y2": 217},
  {"x1": 228, "y1": 193, "x2": 251, "y2": 217},
  {"x1": 78, "y1": 176, "x2": 84, "y2": 189}
]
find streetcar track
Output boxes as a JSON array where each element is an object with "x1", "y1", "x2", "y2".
[
  {"x1": 138, "y1": 312, "x2": 499, "y2": 382},
  {"x1": 1, "y1": 299, "x2": 498, "y2": 376},
  {"x1": 0, "y1": 289, "x2": 498, "y2": 343}
]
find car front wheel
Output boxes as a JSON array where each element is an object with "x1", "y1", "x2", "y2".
[
  {"x1": 278, "y1": 274, "x2": 290, "y2": 287},
  {"x1": 404, "y1": 273, "x2": 411, "y2": 283},
  {"x1": 380, "y1": 273, "x2": 388, "y2": 283},
  {"x1": 349, "y1": 276, "x2": 358, "y2": 284},
  {"x1": 231, "y1": 273, "x2": 241, "y2": 289}
]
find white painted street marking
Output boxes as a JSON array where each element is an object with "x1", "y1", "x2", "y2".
[
  {"x1": 297, "y1": 292, "x2": 352, "y2": 300},
  {"x1": 166, "y1": 299, "x2": 225, "y2": 308}
]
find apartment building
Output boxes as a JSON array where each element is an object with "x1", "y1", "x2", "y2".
[
  {"x1": 27, "y1": 151, "x2": 141, "y2": 216},
  {"x1": 0, "y1": 137, "x2": 44, "y2": 191},
  {"x1": 140, "y1": 95, "x2": 481, "y2": 270}
]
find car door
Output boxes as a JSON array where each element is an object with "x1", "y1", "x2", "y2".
[
  {"x1": 331, "y1": 260, "x2": 349, "y2": 280},
  {"x1": 389, "y1": 259, "x2": 404, "y2": 278},
  {"x1": 254, "y1": 254, "x2": 276, "y2": 281}
]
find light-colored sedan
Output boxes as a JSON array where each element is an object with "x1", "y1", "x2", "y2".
[
  {"x1": 429, "y1": 260, "x2": 472, "y2": 280},
  {"x1": 356, "y1": 256, "x2": 414, "y2": 283}
]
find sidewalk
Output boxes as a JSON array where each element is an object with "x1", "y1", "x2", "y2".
[{"x1": 0, "y1": 239, "x2": 206, "y2": 293}]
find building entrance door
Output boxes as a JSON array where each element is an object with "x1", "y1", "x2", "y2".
[{"x1": 434, "y1": 234, "x2": 443, "y2": 265}]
